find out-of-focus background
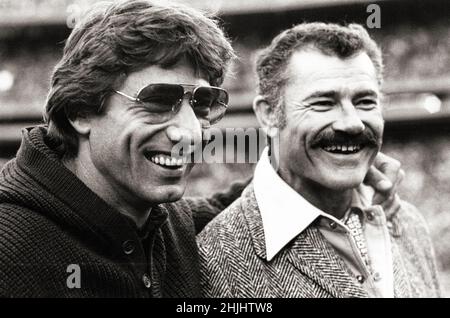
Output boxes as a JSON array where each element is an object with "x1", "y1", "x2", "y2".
[{"x1": 0, "y1": 0, "x2": 449, "y2": 296}]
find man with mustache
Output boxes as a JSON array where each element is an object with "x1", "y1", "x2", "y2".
[
  {"x1": 197, "y1": 23, "x2": 441, "y2": 298},
  {"x1": 0, "y1": 1, "x2": 403, "y2": 297}
]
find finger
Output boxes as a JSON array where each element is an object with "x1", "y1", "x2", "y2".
[
  {"x1": 364, "y1": 165, "x2": 393, "y2": 193},
  {"x1": 385, "y1": 167, "x2": 404, "y2": 199},
  {"x1": 375, "y1": 167, "x2": 404, "y2": 208},
  {"x1": 398, "y1": 168, "x2": 405, "y2": 184},
  {"x1": 372, "y1": 192, "x2": 387, "y2": 206},
  {"x1": 375, "y1": 192, "x2": 401, "y2": 214},
  {"x1": 373, "y1": 152, "x2": 402, "y2": 186},
  {"x1": 373, "y1": 187, "x2": 394, "y2": 205}
]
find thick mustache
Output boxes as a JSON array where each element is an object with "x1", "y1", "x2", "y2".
[{"x1": 311, "y1": 129, "x2": 381, "y2": 148}]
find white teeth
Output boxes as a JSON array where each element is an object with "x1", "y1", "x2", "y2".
[
  {"x1": 149, "y1": 153, "x2": 186, "y2": 167},
  {"x1": 323, "y1": 144, "x2": 362, "y2": 153}
]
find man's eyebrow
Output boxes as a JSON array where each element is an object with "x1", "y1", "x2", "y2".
[
  {"x1": 353, "y1": 90, "x2": 379, "y2": 99},
  {"x1": 304, "y1": 91, "x2": 338, "y2": 99}
]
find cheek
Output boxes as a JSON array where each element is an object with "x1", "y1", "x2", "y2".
[
  {"x1": 361, "y1": 111, "x2": 384, "y2": 136},
  {"x1": 89, "y1": 115, "x2": 133, "y2": 161},
  {"x1": 278, "y1": 125, "x2": 308, "y2": 163},
  {"x1": 287, "y1": 111, "x2": 331, "y2": 146}
]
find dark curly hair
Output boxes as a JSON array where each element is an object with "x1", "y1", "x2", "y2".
[
  {"x1": 45, "y1": 0, "x2": 235, "y2": 157},
  {"x1": 255, "y1": 22, "x2": 383, "y2": 128}
]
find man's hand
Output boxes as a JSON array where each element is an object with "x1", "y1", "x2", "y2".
[{"x1": 364, "y1": 152, "x2": 405, "y2": 213}]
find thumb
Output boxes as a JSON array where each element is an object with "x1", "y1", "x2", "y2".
[{"x1": 364, "y1": 165, "x2": 393, "y2": 193}]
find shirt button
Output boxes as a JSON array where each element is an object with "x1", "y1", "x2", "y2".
[
  {"x1": 122, "y1": 240, "x2": 135, "y2": 255},
  {"x1": 329, "y1": 221, "x2": 337, "y2": 230},
  {"x1": 356, "y1": 275, "x2": 365, "y2": 284},
  {"x1": 373, "y1": 272, "x2": 382, "y2": 282},
  {"x1": 142, "y1": 273, "x2": 152, "y2": 289},
  {"x1": 366, "y1": 211, "x2": 375, "y2": 221},
  {"x1": 387, "y1": 221, "x2": 393, "y2": 230}
]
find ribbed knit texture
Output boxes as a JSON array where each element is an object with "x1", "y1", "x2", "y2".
[
  {"x1": 198, "y1": 184, "x2": 442, "y2": 298},
  {"x1": 0, "y1": 126, "x2": 246, "y2": 298}
]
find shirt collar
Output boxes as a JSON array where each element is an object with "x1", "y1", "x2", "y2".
[{"x1": 253, "y1": 147, "x2": 367, "y2": 261}]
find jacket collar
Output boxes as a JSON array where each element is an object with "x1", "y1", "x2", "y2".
[
  {"x1": 240, "y1": 184, "x2": 368, "y2": 298},
  {"x1": 253, "y1": 147, "x2": 368, "y2": 261}
]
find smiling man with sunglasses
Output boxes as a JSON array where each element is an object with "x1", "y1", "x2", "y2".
[{"x1": 0, "y1": 1, "x2": 404, "y2": 297}]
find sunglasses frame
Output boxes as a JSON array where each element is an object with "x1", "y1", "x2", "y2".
[{"x1": 114, "y1": 83, "x2": 228, "y2": 124}]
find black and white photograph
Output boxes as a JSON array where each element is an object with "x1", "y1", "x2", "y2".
[{"x1": 0, "y1": 0, "x2": 449, "y2": 301}]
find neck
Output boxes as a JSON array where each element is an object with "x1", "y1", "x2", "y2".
[
  {"x1": 62, "y1": 154, "x2": 151, "y2": 229},
  {"x1": 278, "y1": 168, "x2": 353, "y2": 219}
]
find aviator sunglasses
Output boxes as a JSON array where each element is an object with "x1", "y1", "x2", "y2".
[{"x1": 114, "y1": 83, "x2": 229, "y2": 127}]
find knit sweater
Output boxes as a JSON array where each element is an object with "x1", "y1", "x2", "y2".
[{"x1": 0, "y1": 126, "x2": 245, "y2": 298}]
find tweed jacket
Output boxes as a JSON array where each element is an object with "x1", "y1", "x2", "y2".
[{"x1": 197, "y1": 183, "x2": 441, "y2": 298}]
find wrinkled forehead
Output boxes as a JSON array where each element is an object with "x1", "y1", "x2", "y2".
[{"x1": 285, "y1": 48, "x2": 379, "y2": 95}]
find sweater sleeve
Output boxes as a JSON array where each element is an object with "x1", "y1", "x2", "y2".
[
  {"x1": 397, "y1": 200, "x2": 442, "y2": 297},
  {"x1": 183, "y1": 177, "x2": 251, "y2": 234},
  {"x1": 0, "y1": 204, "x2": 58, "y2": 297}
]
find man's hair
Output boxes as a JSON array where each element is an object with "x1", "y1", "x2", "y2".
[
  {"x1": 45, "y1": 0, "x2": 235, "y2": 157},
  {"x1": 255, "y1": 22, "x2": 383, "y2": 127}
]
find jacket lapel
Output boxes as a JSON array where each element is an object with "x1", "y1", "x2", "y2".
[
  {"x1": 286, "y1": 227, "x2": 368, "y2": 298},
  {"x1": 240, "y1": 184, "x2": 269, "y2": 259},
  {"x1": 391, "y1": 240, "x2": 413, "y2": 297},
  {"x1": 242, "y1": 184, "x2": 368, "y2": 298}
]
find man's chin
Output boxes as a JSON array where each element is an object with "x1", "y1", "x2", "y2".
[
  {"x1": 319, "y1": 171, "x2": 366, "y2": 191},
  {"x1": 141, "y1": 184, "x2": 187, "y2": 204},
  {"x1": 327, "y1": 180, "x2": 363, "y2": 191},
  {"x1": 314, "y1": 157, "x2": 371, "y2": 189}
]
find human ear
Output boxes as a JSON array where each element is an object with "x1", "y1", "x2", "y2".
[
  {"x1": 66, "y1": 108, "x2": 92, "y2": 136},
  {"x1": 253, "y1": 95, "x2": 279, "y2": 138}
]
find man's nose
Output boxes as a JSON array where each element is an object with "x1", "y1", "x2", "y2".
[
  {"x1": 166, "y1": 101, "x2": 202, "y2": 145},
  {"x1": 331, "y1": 102, "x2": 365, "y2": 135}
]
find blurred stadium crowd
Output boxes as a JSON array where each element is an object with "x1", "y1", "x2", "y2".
[{"x1": 0, "y1": 0, "x2": 449, "y2": 295}]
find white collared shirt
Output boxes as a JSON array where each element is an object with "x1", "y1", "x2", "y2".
[{"x1": 253, "y1": 147, "x2": 394, "y2": 297}]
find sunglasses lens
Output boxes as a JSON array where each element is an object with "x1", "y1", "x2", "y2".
[
  {"x1": 138, "y1": 84, "x2": 184, "y2": 113},
  {"x1": 133, "y1": 84, "x2": 228, "y2": 125},
  {"x1": 193, "y1": 87, "x2": 228, "y2": 124}
]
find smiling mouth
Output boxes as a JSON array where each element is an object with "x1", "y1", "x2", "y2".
[
  {"x1": 143, "y1": 151, "x2": 187, "y2": 170},
  {"x1": 320, "y1": 143, "x2": 365, "y2": 155}
]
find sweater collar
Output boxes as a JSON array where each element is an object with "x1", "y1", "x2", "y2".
[{"x1": 15, "y1": 126, "x2": 167, "y2": 258}]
